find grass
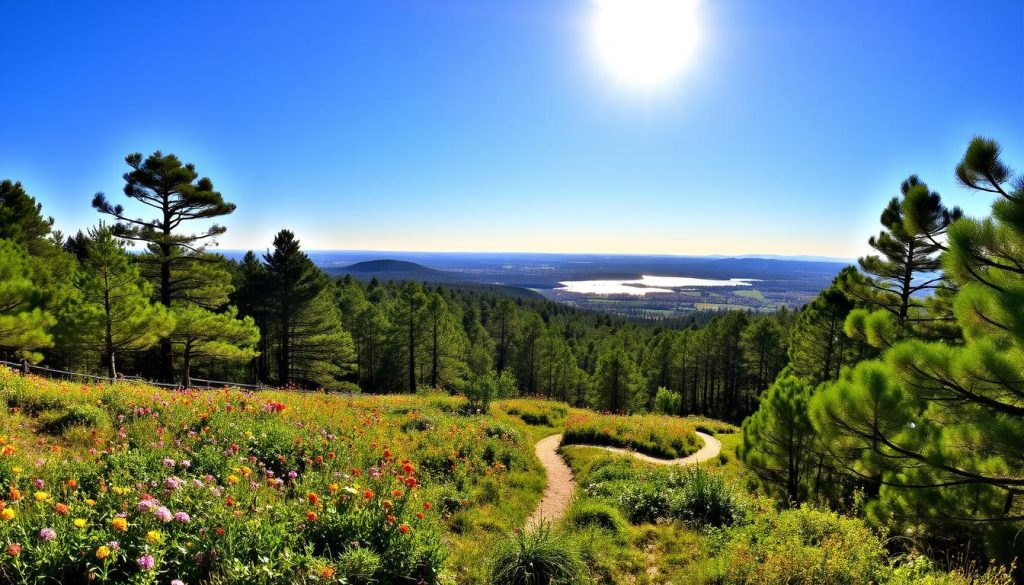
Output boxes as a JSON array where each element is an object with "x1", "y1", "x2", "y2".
[{"x1": 562, "y1": 411, "x2": 706, "y2": 459}]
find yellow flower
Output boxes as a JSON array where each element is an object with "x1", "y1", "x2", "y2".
[
  {"x1": 1, "y1": 508, "x2": 15, "y2": 521},
  {"x1": 73, "y1": 518, "x2": 87, "y2": 529},
  {"x1": 95, "y1": 545, "x2": 111, "y2": 560},
  {"x1": 10, "y1": 466, "x2": 21, "y2": 474},
  {"x1": 33, "y1": 491, "x2": 49, "y2": 502},
  {"x1": 146, "y1": 530, "x2": 161, "y2": 544},
  {"x1": 227, "y1": 475, "x2": 239, "y2": 485},
  {"x1": 85, "y1": 499, "x2": 96, "y2": 507},
  {"x1": 111, "y1": 517, "x2": 128, "y2": 531}
]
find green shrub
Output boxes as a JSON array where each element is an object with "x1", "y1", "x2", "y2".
[
  {"x1": 335, "y1": 547, "x2": 382, "y2": 584},
  {"x1": 666, "y1": 467, "x2": 741, "y2": 528},
  {"x1": 653, "y1": 386, "x2": 681, "y2": 415},
  {"x1": 489, "y1": 525, "x2": 584, "y2": 585},
  {"x1": 565, "y1": 501, "x2": 628, "y2": 535}
]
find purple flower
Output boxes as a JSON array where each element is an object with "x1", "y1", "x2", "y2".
[
  {"x1": 33, "y1": 478, "x2": 45, "y2": 489},
  {"x1": 38, "y1": 528, "x2": 56, "y2": 542},
  {"x1": 137, "y1": 499, "x2": 158, "y2": 512},
  {"x1": 162, "y1": 457, "x2": 176, "y2": 468},
  {"x1": 174, "y1": 511, "x2": 191, "y2": 524},
  {"x1": 153, "y1": 506, "x2": 172, "y2": 522},
  {"x1": 180, "y1": 460, "x2": 191, "y2": 469},
  {"x1": 137, "y1": 554, "x2": 155, "y2": 571},
  {"x1": 108, "y1": 540, "x2": 121, "y2": 550},
  {"x1": 164, "y1": 476, "x2": 182, "y2": 491},
  {"x1": 171, "y1": 580, "x2": 185, "y2": 585},
  {"x1": 288, "y1": 470, "x2": 298, "y2": 479}
]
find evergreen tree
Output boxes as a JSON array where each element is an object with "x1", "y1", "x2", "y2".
[
  {"x1": 0, "y1": 240, "x2": 55, "y2": 362},
  {"x1": 810, "y1": 137, "x2": 1024, "y2": 561},
  {"x1": 92, "y1": 151, "x2": 236, "y2": 380},
  {"x1": 424, "y1": 292, "x2": 469, "y2": 390},
  {"x1": 740, "y1": 317, "x2": 786, "y2": 401},
  {"x1": 233, "y1": 251, "x2": 272, "y2": 381},
  {"x1": 739, "y1": 373, "x2": 815, "y2": 503},
  {"x1": 490, "y1": 299, "x2": 518, "y2": 374},
  {"x1": 169, "y1": 304, "x2": 259, "y2": 387},
  {"x1": 61, "y1": 227, "x2": 174, "y2": 377},
  {"x1": 787, "y1": 272, "x2": 869, "y2": 384},
  {"x1": 263, "y1": 230, "x2": 354, "y2": 387},
  {"x1": 0, "y1": 180, "x2": 55, "y2": 257},
  {"x1": 841, "y1": 176, "x2": 961, "y2": 345},
  {"x1": 591, "y1": 342, "x2": 645, "y2": 413}
]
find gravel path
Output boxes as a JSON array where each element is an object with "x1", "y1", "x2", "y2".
[{"x1": 525, "y1": 431, "x2": 722, "y2": 529}]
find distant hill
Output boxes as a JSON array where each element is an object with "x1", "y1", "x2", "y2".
[{"x1": 327, "y1": 259, "x2": 543, "y2": 300}]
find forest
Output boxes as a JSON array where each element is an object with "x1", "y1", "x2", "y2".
[{"x1": 1, "y1": 137, "x2": 1022, "y2": 574}]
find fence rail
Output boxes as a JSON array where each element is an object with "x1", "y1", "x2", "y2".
[{"x1": 0, "y1": 360, "x2": 265, "y2": 391}]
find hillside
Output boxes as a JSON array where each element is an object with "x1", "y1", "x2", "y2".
[{"x1": 0, "y1": 367, "x2": 998, "y2": 585}]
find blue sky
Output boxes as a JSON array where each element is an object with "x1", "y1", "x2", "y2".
[{"x1": 1, "y1": 0, "x2": 1022, "y2": 258}]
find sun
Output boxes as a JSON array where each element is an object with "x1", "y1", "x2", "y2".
[{"x1": 591, "y1": 0, "x2": 700, "y2": 90}]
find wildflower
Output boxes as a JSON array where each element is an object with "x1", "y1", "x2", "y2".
[
  {"x1": 180, "y1": 460, "x2": 191, "y2": 469},
  {"x1": 174, "y1": 511, "x2": 191, "y2": 524},
  {"x1": 85, "y1": 498, "x2": 96, "y2": 506},
  {"x1": 327, "y1": 483, "x2": 339, "y2": 494},
  {"x1": 153, "y1": 506, "x2": 173, "y2": 522},
  {"x1": 416, "y1": 512, "x2": 425, "y2": 520},
  {"x1": 54, "y1": 502, "x2": 69, "y2": 515},
  {"x1": 171, "y1": 580, "x2": 185, "y2": 585},
  {"x1": 1, "y1": 445, "x2": 15, "y2": 456},
  {"x1": 146, "y1": 530, "x2": 162, "y2": 544},
  {"x1": 73, "y1": 518, "x2": 87, "y2": 529},
  {"x1": 392, "y1": 489, "x2": 402, "y2": 497},
  {"x1": 399, "y1": 523, "x2": 411, "y2": 534},
  {"x1": 402, "y1": 462, "x2": 414, "y2": 474},
  {"x1": 164, "y1": 476, "x2": 182, "y2": 491},
  {"x1": 8, "y1": 487, "x2": 20, "y2": 501},
  {"x1": 33, "y1": 478, "x2": 45, "y2": 490},
  {"x1": 162, "y1": 458, "x2": 176, "y2": 468},
  {"x1": 33, "y1": 491, "x2": 49, "y2": 502},
  {"x1": 226, "y1": 475, "x2": 239, "y2": 485},
  {"x1": 307, "y1": 492, "x2": 319, "y2": 504},
  {"x1": 405, "y1": 476, "x2": 419, "y2": 489},
  {"x1": 67, "y1": 479, "x2": 78, "y2": 489},
  {"x1": 215, "y1": 527, "x2": 225, "y2": 536},
  {"x1": 6, "y1": 543, "x2": 21, "y2": 557},
  {"x1": 383, "y1": 500, "x2": 393, "y2": 510},
  {"x1": 39, "y1": 527, "x2": 56, "y2": 542},
  {"x1": 1, "y1": 508, "x2": 16, "y2": 521},
  {"x1": 137, "y1": 554, "x2": 155, "y2": 571},
  {"x1": 423, "y1": 502, "x2": 432, "y2": 510},
  {"x1": 96, "y1": 546, "x2": 112, "y2": 561},
  {"x1": 111, "y1": 517, "x2": 128, "y2": 531},
  {"x1": 137, "y1": 499, "x2": 157, "y2": 512},
  {"x1": 363, "y1": 489, "x2": 374, "y2": 500},
  {"x1": 320, "y1": 566, "x2": 335, "y2": 579},
  {"x1": 306, "y1": 511, "x2": 318, "y2": 522},
  {"x1": 382, "y1": 448, "x2": 393, "y2": 460},
  {"x1": 10, "y1": 466, "x2": 21, "y2": 474}
]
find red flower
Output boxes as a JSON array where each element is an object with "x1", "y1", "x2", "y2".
[
  {"x1": 402, "y1": 462, "x2": 414, "y2": 474},
  {"x1": 306, "y1": 511, "x2": 318, "y2": 522},
  {"x1": 382, "y1": 449, "x2": 393, "y2": 460},
  {"x1": 399, "y1": 524, "x2": 410, "y2": 534},
  {"x1": 423, "y1": 502, "x2": 432, "y2": 510},
  {"x1": 391, "y1": 489, "x2": 402, "y2": 498},
  {"x1": 363, "y1": 489, "x2": 374, "y2": 500},
  {"x1": 54, "y1": 503, "x2": 69, "y2": 515},
  {"x1": 6, "y1": 543, "x2": 20, "y2": 557},
  {"x1": 307, "y1": 492, "x2": 319, "y2": 505}
]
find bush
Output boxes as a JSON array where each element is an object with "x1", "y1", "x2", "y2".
[
  {"x1": 36, "y1": 403, "x2": 109, "y2": 435},
  {"x1": 653, "y1": 387, "x2": 681, "y2": 415},
  {"x1": 465, "y1": 371, "x2": 516, "y2": 413},
  {"x1": 666, "y1": 467, "x2": 741, "y2": 528},
  {"x1": 561, "y1": 411, "x2": 699, "y2": 459},
  {"x1": 489, "y1": 525, "x2": 584, "y2": 585},
  {"x1": 565, "y1": 501, "x2": 628, "y2": 536}
]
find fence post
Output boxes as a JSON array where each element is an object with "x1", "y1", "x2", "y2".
[{"x1": 20, "y1": 358, "x2": 29, "y2": 375}]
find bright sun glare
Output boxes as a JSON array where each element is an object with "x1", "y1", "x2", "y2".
[{"x1": 592, "y1": 0, "x2": 700, "y2": 89}]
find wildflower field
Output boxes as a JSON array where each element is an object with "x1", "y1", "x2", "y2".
[
  {"x1": 561, "y1": 411, "x2": 724, "y2": 459},
  {"x1": 0, "y1": 368, "x2": 552, "y2": 584}
]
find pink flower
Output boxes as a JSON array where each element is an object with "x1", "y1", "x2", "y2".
[
  {"x1": 162, "y1": 458, "x2": 176, "y2": 468},
  {"x1": 174, "y1": 511, "x2": 191, "y2": 524},
  {"x1": 137, "y1": 554, "x2": 155, "y2": 570},
  {"x1": 39, "y1": 528, "x2": 56, "y2": 542},
  {"x1": 153, "y1": 506, "x2": 172, "y2": 522}
]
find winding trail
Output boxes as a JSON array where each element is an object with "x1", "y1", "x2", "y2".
[{"x1": 525, "y1": 431, "x2": 722, "y2": 529}]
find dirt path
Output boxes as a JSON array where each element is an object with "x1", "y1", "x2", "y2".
[{"x1": 525, "y1": 431, "x2": 721, "y2": 529}]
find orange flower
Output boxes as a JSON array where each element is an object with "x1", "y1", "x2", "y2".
[
  {"x1": 306, "y1": 511, "x2": 317, "y2": 522},
  {"x1": 399, "y1": 523, "x2": 410, "y2": 534},
  {"x1": 327, "y1": 483, "x2": 339, "y2": 494},
  {"x1": 386, "y1": 514, "x2": 396, "y2": 524},
  {"x1": 363, "y1": 489, "x2": 374, "y2": 500},
  {"x1": 382, "y1": 449, "x2": 393, "y2": 460},
  {"x1": 391, "y1": 489, "x2": 402, "y2": 498},
  {"x1": 416, "y1": 512, "x2": 425, "y2": 520},
  {"x1": 54, "y1": 502, "x2": 69, "y2": 515},
  {"x1": 307, "y1": 492, "x2": 319, "y2": 505},
  {"x1": 423, "y1": 502, "x2": 432, "y2": 510},
  {"x1": 8, "y1": 488, "x2": 20, "y2": 501},
  {"x1": 320, "y1": 566, "x2": 335, "y2": 578},
  {"x1": 111, "y1": 517, "x2": 128, "y2": 531},
  {"x1": 402, "y1": 462, "x2": 414, "y2": 474}
]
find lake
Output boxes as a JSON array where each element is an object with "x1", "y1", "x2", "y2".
[{"x1": 557, "y1": 275, "x2": 756, "y2": 296}]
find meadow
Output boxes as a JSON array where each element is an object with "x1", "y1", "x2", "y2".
[{"x1": 0, "y1": 367, "x2": 1013, "y2": 585}]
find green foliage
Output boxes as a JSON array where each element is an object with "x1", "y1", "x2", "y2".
[
  {"x1": 666, "y1": 467, "x2": 742, "y2": 528},
  {"x1": 59, "y1": 226, "x2": 175, "y2": 377},
  {"x1": 465, "y1": 370, "x2": 517, "y2": 413},
  {"x1": 562, "y1": 411, "x2": 699, "y2": 459},
  {"x1": 0, "y1": 240, "x2": 55, "y2": 362},
  {"x1": 0, "y1": 180, "x2": 55, "y2": 257},
  {"x1": 489, "y1": 525, "x2": 584, "y2": 585},
  {"x1": 653, "y1": 386, "x2": 681, "y2": 414},
  {"x1": 169, "y1": 303, "x2": 259, "y2": 386},
  {"x1": 564, "y1": 501, "x2": 628, "y2": 535},
  {"x1": 739, "y1": 373, "x2": 815, "y2": 503}
]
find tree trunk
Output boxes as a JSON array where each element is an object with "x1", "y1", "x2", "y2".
[{"x1": 159, "y1": 243, "x2": 174, "y2": 382}]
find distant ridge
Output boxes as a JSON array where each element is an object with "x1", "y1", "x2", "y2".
[
  {"x1": 343, "y1": 259, "x2": 445, "y2": 275},
  {"x1": 328, "y1": 259, "x2": 543, "y2": 300}
]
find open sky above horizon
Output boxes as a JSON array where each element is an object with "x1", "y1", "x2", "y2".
[{"x1": 2, "y1": 0, "x2": 1022, "y2": 258}]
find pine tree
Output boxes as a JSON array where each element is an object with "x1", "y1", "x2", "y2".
[
  {"x1": 591, "y1": 342, "x2": 645, "y2": 413},
  {"x1": 263, "y1": 230, "x2": 354, "y2": 388},
  {"x1": 0, "y1": 180, "x2": 55, "y2": 257},
  {"x1": 92, "y1": 151, "x2": 236, "y2": 380},
  {"x1": 490, "y1": 299, "x2": 518, "y2": 374},
  {"x1": 169, "y1": 304, "x2": 259, "y2": 387},
  {"x1": 0, "y1": 240, "x2": 55, "y2": 362},
  {"x1": 424, "y1": 291, "x2": 469, "y2": 390},
  {"x1": 739, "y1": 373, "x2": 815, "y2": 503},
  {"x1": 841, "y1": 176, "x2": 961, "y2": 345},
  {"x1": 810, "y1": 137, "x2": 1024, "y2": 560},
  {"x1": 787, "y1": 272, "x2": 869, "y2": 384},
  {"x1": 61, "y1": 227, "x2": 174, "y2": 378},
  {"x1": 389, "y1": 282, "x2": 428, "y2": 393}
]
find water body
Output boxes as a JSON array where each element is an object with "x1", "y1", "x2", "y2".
[{"x1": 558, "y1": 275, "x2": 756, "y2": 296}]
